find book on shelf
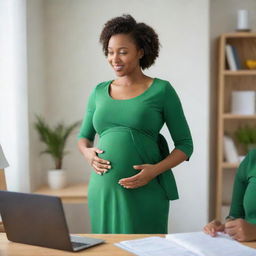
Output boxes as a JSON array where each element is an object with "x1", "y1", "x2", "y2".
[
  {"x1": 231, "y1": 45, "x2": 241, "y2": 69},
  {"x1": 223, "y1": 135, "x2": 239, "y2": 163},
  {"x1": 225, "y1": 44, "x2": 240, "y2": 71}
]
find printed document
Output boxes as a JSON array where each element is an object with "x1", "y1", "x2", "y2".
[
  {"x1": 115, "y1": 232, "x2": 256, "y2": 256},
  {"x1": 115, "y1": 236, "x2": 196, "y2": 256},
  {"x1": 166, "y1": 232, "x2": 256, "y2": 256}
]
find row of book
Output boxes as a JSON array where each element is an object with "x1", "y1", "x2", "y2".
[{"x1": 225, "y1": 44, "x2": 241, "y2": 70}]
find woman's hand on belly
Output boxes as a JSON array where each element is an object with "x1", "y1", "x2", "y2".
[
  {"x1": 118, "y1": 164, "x2": 157, "y2": 189},
  {"x1": 82, "y1": 147, "x2": 111, "y2": 175}
]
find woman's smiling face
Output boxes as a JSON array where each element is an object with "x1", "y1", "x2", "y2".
[{"x1": 107, "y1": 33, "x2": 143, "y2": 77}]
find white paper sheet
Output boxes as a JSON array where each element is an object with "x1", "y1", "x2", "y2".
[
  {"x1": 166, "y1": 232, "x2": 256, "y2": 256},
  {"x1": 115, "y1": 236, "x2": 197, "y2": 256}
]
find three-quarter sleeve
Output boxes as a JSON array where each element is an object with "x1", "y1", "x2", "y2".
[
  {"x1": 228, "y1": 155, "x2": 248, "y2": 219},
  {"x1": 163, "y1": 84, "x2": 193, "y2": 159},
  {"x1": 78, "y1": 88, "x2": 97, "y2": 141}
]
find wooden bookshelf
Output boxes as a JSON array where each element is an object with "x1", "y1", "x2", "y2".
[
  {"x1": 223, "y1": 114, "x2": 256, "y2": 119},
  {"x1": 216, "y1": 33, "x2": 256, "y2": 220},
  {"x1": 223, "y1": 70, "x2": 256, "y2": 75},
  {"x1": 221, "y1": 162, "x2": 239, "y2": 169},
  {"x1": 34, "y1": 183, "x2": 88, "y2": 203}
]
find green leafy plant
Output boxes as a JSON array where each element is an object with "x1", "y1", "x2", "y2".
[
  {"x1": 34, "y1": 115, "x2": 81, "y2": 169},
  {"x1": 235, "y1": 126, "x2": 256, "y2": 149}
]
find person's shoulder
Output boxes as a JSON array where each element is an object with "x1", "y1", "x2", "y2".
[
  {"x1": 94, "y1": 80, "x2": 112, "y2": 90},
  {"x1": 248, "y1": 149, "x2": 256, "y2": 156},
  {"x1": 154, "y1": 78, "x2": 178, "y2": 100},
  {"x1": 243, "y1": 149, "x2": 256, "y2": 164},
  {"x1": 247, "y1": 149, "x2": 256, "y2": 165},
  {"x1": 154, "y1": 78, "x2": 175, "y2": 92},
  {"x1": 90, "y1": 80, "x2": 112, "y2": 96},
  {"x1": 238, "y1": 149, "x2": 256, "y2": 177},
  {"x1": 155, "y1": 78, "x2": 172, "y2": 87}
]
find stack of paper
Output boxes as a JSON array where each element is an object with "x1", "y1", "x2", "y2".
[{"x1": 115, "y1": 232, "x2": 256, "y2": 256}]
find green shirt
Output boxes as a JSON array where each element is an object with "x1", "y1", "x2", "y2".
[
  {"x1": 78, "y1": 78, "x2": 193, "y2": 233},
  {"x1": 229, "y1": 149, "x2": 256, "y2": 224}
]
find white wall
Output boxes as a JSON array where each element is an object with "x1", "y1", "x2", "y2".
[
  {"x1": 27, "y1": 0, "x2": 47, "y2": 191},
  {"x1": 0, "y1": 0, "x2": 30, "y2": 192},
  {"x1": 28, "y1": 0, "x2": 210, "y2": 233}
]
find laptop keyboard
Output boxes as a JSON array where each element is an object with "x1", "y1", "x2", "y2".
[{"x1": 71, "y1": 241, "x2": 89, "y2": 248}]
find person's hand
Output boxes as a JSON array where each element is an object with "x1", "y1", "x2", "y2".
[
  {"x1": 225, "y1": 218, "x2": 256, "y2": 242},
  {"x1": 118, "y1": 164, "x2": 157, "y2": 189},
  {"x1": 203, "y1": 220, "x2": 225, "y2": 237},
  {"x1": 82, "y1": 147, "x2": 111, "y2": 175}
]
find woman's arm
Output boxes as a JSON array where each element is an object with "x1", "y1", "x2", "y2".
[
  {"x1": 228, "y1": 156, "x2": 248, "y2": 219},
  {"x1": 78, "y1": 137, "x2": 93, "y2": 151},
  {"x1": 119, "y1": 149, "x2": 187, "y2": 189},
  {"x1": 78, "y1": 87, "x2": 111, "y2": 175},
  {"x1": 78, "y1": 138, "x2": 111, "y2": 175},
  {"x1": 224, "y1": 152, "x2": 256, "y2": 241},
  {"x1": 153, "y1": 148, "x2": 187, "y2": 175},
  {"x1": 119, "y1": 83, "x2": 193, "y2": 189}
]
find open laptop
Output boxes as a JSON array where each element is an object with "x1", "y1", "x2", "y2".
[{"x1": 0, "y1": 190, "x2": 104, "y2": 252}]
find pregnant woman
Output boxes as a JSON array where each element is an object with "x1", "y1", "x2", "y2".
[{"x1": 78, "y1": 14, "x2": 193, "y2": 234}]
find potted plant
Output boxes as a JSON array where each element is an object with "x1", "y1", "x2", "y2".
[
  {"x1": 34, "y1": 115, "x2": 81, "y2": 189},
  {"x1": 235, "y1": 125, "x2": 256, "y2": 153}
]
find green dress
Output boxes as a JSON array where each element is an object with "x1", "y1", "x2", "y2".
[
  {"x1": 229, "y1": 149, "x2": 256, "y2": 224},
  {"x1": 78, "y1": 78, "x2": 193, "y2": 234}
]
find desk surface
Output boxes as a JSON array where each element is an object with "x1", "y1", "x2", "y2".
[
  {"x1": 0, "y1": 234, "x2": 161, "y2": 256},
  {"x1": 0, "y1": 233, "x2": 256, "y2": 256},
  {"x1": 34, "y1": 183, "x2": 88, "y2": 203}
]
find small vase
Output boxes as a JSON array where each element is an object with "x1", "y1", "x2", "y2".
[{"x1": 47, "y1": 169, "x2": 67, "y2": 189}]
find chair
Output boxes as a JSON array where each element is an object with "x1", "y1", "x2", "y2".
[{"x1": 0, "y1": 145, "x2": 9, "y2": 232}]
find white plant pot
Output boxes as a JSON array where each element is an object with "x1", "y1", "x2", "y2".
[{"x1": 47, "y1": 169, "x2": 67, "y2": 189}]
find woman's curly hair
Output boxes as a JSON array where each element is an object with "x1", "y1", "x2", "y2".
[{"x1": 99, "y1": 14, "x2": 160, "y2": 70}]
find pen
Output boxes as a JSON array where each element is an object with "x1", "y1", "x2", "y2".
[
  {"x1": 224, "y1": 216, "x2": 236, "y2": 238},
  {"x1": 225, "y1": 216, "x2": 236, "y2": 223}
]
